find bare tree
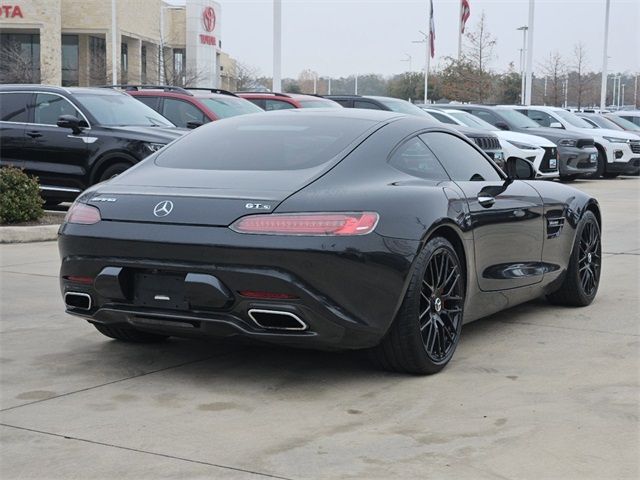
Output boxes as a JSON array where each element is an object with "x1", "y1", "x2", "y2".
[
  {"x1": 463, "y1": 11, "x2": 497, "y2": 101},
  {"x1": 0, "y1": 41, "x2": 39, "y2": 83},
  {"x1": 572, "y1": 43, "x2": 591, "y2": 109},
  {"x1": 234, "y1": 62, "x2": 260, "y2": 91},
  {"x1": 539, "y1": 52, "x2": 567, "y2": 106},
  {"x1": 297, "y1": 69, "x2": 319, "y2": 94}
]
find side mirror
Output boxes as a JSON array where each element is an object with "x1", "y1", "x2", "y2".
[
  {"x1": 186, "y1": 121, "x2": 203, "y2": 129},
  {"x1": 506, "y1": 157, "x2": 537, "y2": 181},
  {"x1": 549, "y1": 122, "x2": 564, "y2": 129},
  {"x1": 495, "y1": 121, "x2": 510, "y2": 130},
  {"x1": 57, "y1": 115, "x2": 86, "y2": 134}
]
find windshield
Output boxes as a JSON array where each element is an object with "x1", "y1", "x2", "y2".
[
  {"x1": 375, "y1": 98, "x2": 431, "y2": 116},
  {"x1": 605, "y1": 114, "x2": 640, "y2": 131},
  {"x1": 297, "y1": 99, "x2": 342, "y2": 108},
  {"x1": 199, "y1": 97, "x2": 264, "y2": 119},
  {"x1": 495, "y1": 108, "x2": 540, "y2": 128},
  {"x1": 447, "y1": 111, "x2": 494, "y2": 131},
  {"x1": 75, "y1": 93, "x2": 174, "y2": 127},
  {"x1": 555, "y1": 109, "x2": 595, "y2": 128},
  {"x1": 156, "y1": 114, "x2": 377, "y2": 171}
]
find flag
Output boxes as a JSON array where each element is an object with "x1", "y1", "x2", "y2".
[
  {"x1": 460, "y1": 0, "x2": 471, "y2": 33},
  {"x1": 429, "y1": 0, "x2": 435, "y2": 58}
]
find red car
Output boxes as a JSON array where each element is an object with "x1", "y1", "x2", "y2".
[
  {"x1": 114, "y1": 85, "x2": 264, "y2": 129},
  {"x1": 236, "y1": 92, "x2": 342, "y2": 111}
]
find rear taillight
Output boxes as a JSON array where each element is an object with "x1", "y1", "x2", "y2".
[
  {"x1": 230, "y1": 212, "x2": 379, "y2": 236},
  {"x1": 64, "y1": 203, "x2": 101, "y2": 225}
]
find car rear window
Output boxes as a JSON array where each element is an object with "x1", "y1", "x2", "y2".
[
  {"x1": 155, "y1": 114, "x2": 377, "y2": 171},
  {"x1": 297, "y1": 100, "x2": 342, "y2": 109}
]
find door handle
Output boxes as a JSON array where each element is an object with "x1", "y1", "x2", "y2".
[
  {"x1": 477, "y1": 194, "x2": 495, "y2": 208},
  {"x1": 26, "y1": 131, "x2": 42, "y2": 138}
]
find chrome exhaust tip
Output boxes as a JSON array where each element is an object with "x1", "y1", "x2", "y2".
[
  {"x1": 64, "y1": 292, "x2": 92, "y2": 310},
  {"x1": 247, "y1": 309, "x2": 307, "y2": 331}
]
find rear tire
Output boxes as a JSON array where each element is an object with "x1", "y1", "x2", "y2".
[
  {"x1": 559, "y1": 175, "x2": 575, "y2": 183},
  {"x1": 92, "y1": 323, "x2": 169, "y2": 343},
  {"x1": 98, "y1": 162, "x2": 131, "y2": 183},
  {"x1": 547, "y1": 211, "x2": 601, "y2": 307},
  {"x1": 369, "y1": 237, "x2": 465, "y2": 375}
]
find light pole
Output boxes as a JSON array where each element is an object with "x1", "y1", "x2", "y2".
[
  {"x1": 412, "y1": 31, "x2": 429, "y2": 104},
  {"x1": 313, "y1": 73, "x2": 317, "y2": 94},
  {"x1": 524, "y1": 0, "x2": 535, "y2": 105},
  {"x1": 517, "y1": 26, "x2": 528, "y2": 105},
  {"x1": 272, "y1": 0, "x2": 282, "y2": 92},
  {"x1": 401, "y1": 53, "x2": 412, "y2": 73},
  {"x1": 621, "y1": 83, "x2": 625, "y2": 108}
]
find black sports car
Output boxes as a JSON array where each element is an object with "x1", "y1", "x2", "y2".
[{"x1": 59, "y1": 109, "x2": 602, "y2": 374}]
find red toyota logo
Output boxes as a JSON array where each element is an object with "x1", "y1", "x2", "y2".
[{"x1": 202, "y1": 6, "x2": 216, "y2": 32}]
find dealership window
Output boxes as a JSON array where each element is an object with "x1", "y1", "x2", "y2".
[
  {"x1": 89, "y1": 36, "x2": 106, "y2": 85},
  {"x1": 141, "y1": 45, "x2": 147, "y2": 83},
  {"x1": 120, "y1": 42, "x2": 128, "y2": 84},
  {"x1": 61, "y1": 35, "x2": 79, "y2": 86},
  {"x1": 173, "y1": 49, "x2": 185, "y2": 85},
  {"x1": 0, "y1": 33, "x2": 40, "y2": 83}
]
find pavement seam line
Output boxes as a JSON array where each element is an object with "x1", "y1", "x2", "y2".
[
  {"x1": 498, "y1": 319, "x2": 639, "y2": 337},
  {"x1": 0, "y1": 349, "x2": 243, "y2": 413},
  {"x1": 0, "y1": 270, "x2": 58, "y2": 278},
  {"x1": 0, "y1": 423, "x2": 294, "y2": 480}
]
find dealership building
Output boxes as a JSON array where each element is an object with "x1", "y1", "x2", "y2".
[{"x1": 0, "y1": 0, "x2": 238, "y2": 89}]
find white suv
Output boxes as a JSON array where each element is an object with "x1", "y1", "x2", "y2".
[{"x1": 511, "y1": 105, "x2": 640, "y2": 178}]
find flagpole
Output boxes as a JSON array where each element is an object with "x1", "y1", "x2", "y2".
[
  {"x1": 457, "y1": 1, "x2": 463, "y2": 60},
  {"x1": 425, "y1": 43, "x2": 430, "y2": 104},
  {"x1": 599, "y1": 0, "x2": 610, "y2": 110}
]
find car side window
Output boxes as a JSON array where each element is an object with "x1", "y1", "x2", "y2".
[
  {"x1": 161, "y1": 98, "x2": 205, "y2": 128},
  {"x1": 0, "y1": 92, "x2": 31, "y2": 122},
  {"x1": 354, "y1": 100, "x2": 380, "y2": 110},
  {"x1": 33, "y1": 93, "x2": 81, "y2": 125},
  {"x1": 264, "y1": 99, "x2": 295, "y2": 111},
  {"x1": 135, "y1": 96, "x2": 159, "y2": 110},
  {"x1": 388, "y1": 136, "x2": 449, "y2": 181},
  {"x1": 524, "y1": 109, "x2": 554, "y2": 127},
  {"x1": 420, "y1": 131, "x2": 502, "y2": 182},
  {"x1": 333, "y1": 99, "x2": 351, "y2": 107},
  {"x1": 471, "y1": 109, "x2": 498, "y2": 125}
]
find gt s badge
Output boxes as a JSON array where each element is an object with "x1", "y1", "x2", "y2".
[{"x1": 245, "y1": 203, "x2": 272, "y2": 210}]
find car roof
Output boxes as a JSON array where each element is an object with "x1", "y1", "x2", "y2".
[
  {"x1": 0, "y1": 84, "x2": 124, "y2": 96},
  {"x1": 270, "y1": 108, "x2": 406, "y2": 122}
]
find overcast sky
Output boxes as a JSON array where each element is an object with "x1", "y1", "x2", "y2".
[{"x1": 179, "y1": 0, "x2": 639, "y2": 78}]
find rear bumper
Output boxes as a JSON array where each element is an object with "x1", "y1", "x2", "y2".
[
  {"x1": 58, "y1": 221, "x2": 420, "y2": 350},
  {"x1": 557, "y1": 146, "x2": 598, "y2": 177}
]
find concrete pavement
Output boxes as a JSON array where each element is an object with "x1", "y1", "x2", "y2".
[{"x1": 1, "y1": 178, "x2": 638, "y2": 479}]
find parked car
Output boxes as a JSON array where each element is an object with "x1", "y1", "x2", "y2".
[
  {"x1": 434, "y1": 104, "x2": 598, "y2": 181},
  {"x1": 332, "y1": 95, "x2": 505, "y2": 167},
  {"x1": 511, "y1": 105, "x2": 640, "y2": 177},
  {"x1": 112, "y1": 85, "x2": 264, "y2": 129},
  {"x1": 610, "y1": 110, "x2": 640, "y2": 128},
  {"x1": 421, "y1": 107, "x2": 558, "y2": 179},
  {"x1": 236, "y1": 92, "x2": 342, "y2": 110},
  {"x1": 59, "y1": 109, "x2": 602, "y2": 375},
  {"x1": 0, "y1": 85, "x2": 186, "y2": 204},
  {"x1": 603, "y1": 113, "x2": 640, "y2": 133},
  {"x1": 576, "y1": 112, "x2": 640, "y2": 138}
]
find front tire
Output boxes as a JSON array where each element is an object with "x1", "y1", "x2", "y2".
[
  {"x1": 98, "y1": 162, "x2": 131, "y2": 183},
  {"x1": 92, "y1": 323, "x2": 169, "y2": 343},
  {"x1": 547, "y1": 211, "x2": 601, "y2": 306},
  {"x1": 370, "y1": 237, "x2": 465, "y2": 375},
  {"x1": 588, "y1": 150, "x2": 606, "y2": 179}
]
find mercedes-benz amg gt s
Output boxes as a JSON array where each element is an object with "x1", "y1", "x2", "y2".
[{"x1": 59, "y1": 109, "x2": 602, "y2": 374}]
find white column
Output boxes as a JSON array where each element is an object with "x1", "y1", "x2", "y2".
[
  {"x1": 524, "y1": 0, "x2": 535, "y2": 105},
  {"x1": 272, "y1": 0, "x2": 282, "y2": 92},
  {"x1": 111, "y1": 0, "x2": 118, "y2": 84},
  {"x1": 600, "y1": 0, "x2": 611, "y2": 109}
]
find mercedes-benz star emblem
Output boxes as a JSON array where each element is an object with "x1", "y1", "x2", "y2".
[{"x1": 153, "y1": 200, "x2": 174, "y2": 217}]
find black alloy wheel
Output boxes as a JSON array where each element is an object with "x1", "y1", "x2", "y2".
[
  {"x1": 370, "y1": 236, "x2": 465, "y2": 374},
  {"x1": 419, "y1": 248, "x2": 464, "y2": 363},
  {"x1": 577, "y1": 219, "x2": 601, "y2": 297}
]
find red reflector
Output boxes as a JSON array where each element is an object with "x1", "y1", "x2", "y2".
[
  {"x1": 230, "y1": 212, "x2": 379, "y2": 236},
  {"x1": 64, "y1": 275, "x2": 94, "y2": 285},
  {"x1": 65, "y1": 203, "x2": 101, "y2": 225},
  {"x1": 238, "y1": 290, "x2": 298, "y2": 300}
]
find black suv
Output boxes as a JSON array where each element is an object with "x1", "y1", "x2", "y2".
[
  {"x1": 0, "y1": 85, "x2": 186, "y2": 203},
  {"x1": 433, "y1": 104, "x2": 598, "y2": 180}
]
